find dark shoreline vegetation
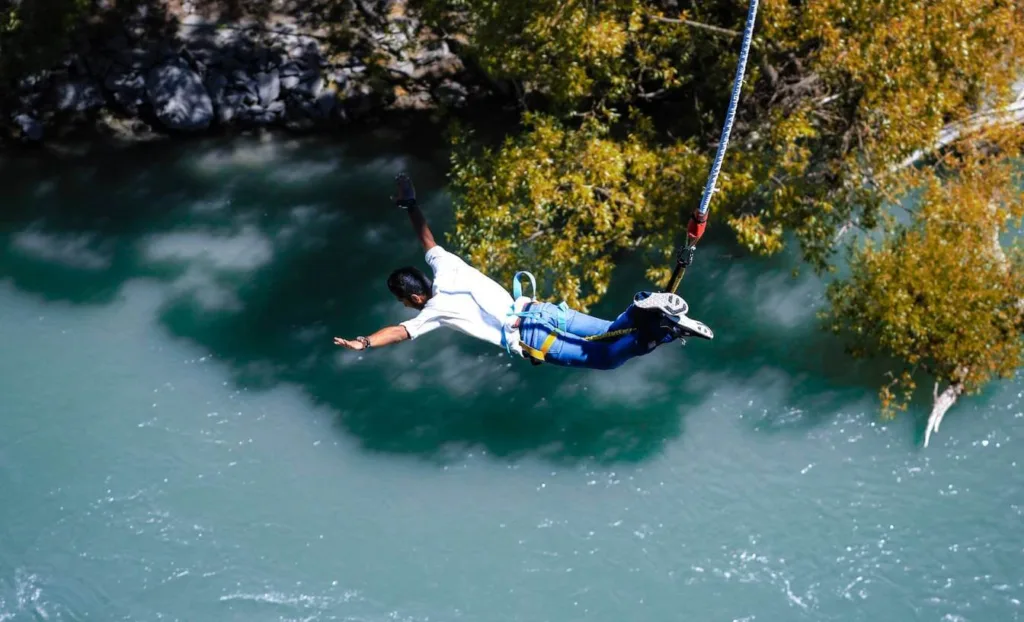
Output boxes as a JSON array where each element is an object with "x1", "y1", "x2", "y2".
[{"x1": 2, "y1": 0, "x2": 1022, "y2": 444}]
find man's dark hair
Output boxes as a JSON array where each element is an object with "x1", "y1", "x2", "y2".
[{"x1": 387, "y1": 266, "x2": 433, "y2": 299}]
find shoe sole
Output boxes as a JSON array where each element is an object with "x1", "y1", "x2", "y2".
[
  {"x1": 634, "y1": 291, "x2": 689, "y2": 316},
  {"x1": 667, "y1": 315, "x2": 714, "y2": 340}
]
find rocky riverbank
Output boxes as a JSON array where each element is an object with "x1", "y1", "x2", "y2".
[{"x1": 4, "y1": 0, "x2": 486, "y2": 146}]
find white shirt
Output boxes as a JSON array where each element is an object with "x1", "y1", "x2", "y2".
[{"x1": 400, "y1": 246, "x2": 527, "y2": 355}]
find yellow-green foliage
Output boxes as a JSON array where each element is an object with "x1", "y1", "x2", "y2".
[
  {"x1": 448, "y1": 111, "x2": 708, "y2": 309},
  {"x1": 825, "y1": 132, "x2": 1024, "y2": 414},
  {"x1": 420, "y1": 0, "x2": 1024, "y2": 412},
  {"x1": 417, "y1": 0, "x2": 695, "y2": 108}
]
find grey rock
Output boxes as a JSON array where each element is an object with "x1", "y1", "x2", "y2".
[
  {"x1": 315, "y1": 92, "x2": 338, "y2": 118},
  {"x1": 106, "y1": 70, "x2": 147, "y2": 114},
  {"x1": 343, "y1": 82, "x2": 375, "y2": 116},
  {"x1": 205, "y1": 71, "x2": 227, "y2": 104},
  {"x1": 231, "y1": 70, "x2": 258, "y2": 99},
  {"x1": 281, "y1": 75, "x2": 301, "y2": 91},
  {"x1": 393, "y1": 87, "x2": 433, "y2": 110},
  {"x1": 13, "y1": 114, "x2": 44, "y2": 141},
  {"x1": 279, "y1": 61, "x2": 304, "y2": 77},
  {"x1": 218, "y1": 93, "x2": 245, "y2": 124},
  {"x1": 433, "y1": 79, "x2": 468, "y2": 108},
  {"x1": 187, "y1": 46, "x2": 219, "y2": 67},
  {"x1": 412, "y1": 52, "x2": 463, "y2": 81},
  {"x1": 326, "y1": 69, "x2": 349, "y2": 86},
  {"x1": 240, "y1": 89, "x2": 260, "y2": 107},
  {"x1": 379, "y1": 31, "x2": 411, "y2": 55},
  {"x1": 125, "y1": 48, "x2": 154, "y2": 72},
  {"x1": 242, "y1": 103, "x2": 278, "y2": 125},
  {"x1": 105, "y1": 70, "x2": 145, "y2": 93},
  {"x1": 18, "y1": 72, "x2": 47, "y2": 91},
  {"x1": 256, "y1": 70, "x2": 280, "y2": 106},
  {"x1": 267, "y1": 100, "x2": 286, "y2": 115},
  {"x1": 414, "y1": 42, "x2": 454, "y2": 67},
  {"x1": 55, "y1": 80, "x2": 106, "y2": 112},
  {"x1": 388, "y1": 59, "x2": 416, "y2": 78},
  {"x1": 291, "y1": 71, "x2": 323, "y2": 98},
  {"x1": 146, "y1": 58, "x2": 214, "y2": 131}
]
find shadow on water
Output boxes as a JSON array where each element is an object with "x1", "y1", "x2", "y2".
[{"x1": 0, "y1": 132, "x2": 911, "y2": 465}]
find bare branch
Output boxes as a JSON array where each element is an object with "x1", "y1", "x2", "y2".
[
  {"x1": 647, "y1": 15, "x2": 741, "y2": 38},
  {"x1": 894, "y1": 96, "x2": 1024, "y2": 172},
  {"x1": 636, "y1": 88, "x2": 668, "y2": 101},
  {"x1": 924, "y1": 379, "x2": 964, "y2": 447}
]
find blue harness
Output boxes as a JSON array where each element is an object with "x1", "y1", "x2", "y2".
[{"x1": 500, "y1": 271, "x2": 569, "y2": 363}]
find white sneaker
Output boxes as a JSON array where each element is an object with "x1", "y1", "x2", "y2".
[
  {"x1": 633, "y1": 291, "x2": 688, "y2": 316},
  {"x1": 633, "y1": 291, "x2": 713, "y2": 341},
  {"x1": 664, "y1": 314, "x2": 714, "y2": 340}
]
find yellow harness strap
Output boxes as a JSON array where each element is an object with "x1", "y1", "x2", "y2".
[
  {"x1": 519, "y1": 331, "x2": 559, "y2": 364},
  {"x1": 507, "y1": 271, "x2": 569, "y2": 365}
]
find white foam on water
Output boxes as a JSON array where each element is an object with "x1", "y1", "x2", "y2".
[
  {"x1": 142, "y1": 224, "x2": 275, "y2": 272},
  {"x1": 276, "y1": 204, "x2": 343, "y2": 247},
  {"x1": 579, "y1": 350, "x2": 669, "y2": 403},
  {"x1": 193, "y1": 139, "x2": 292, "y2": 174},
  {"x1": 219, "y1": 588, "x2": 361, "y2": 608},
  {"x1": 267, "y1": 158, "x2": 344, "y2": 184},
  {"x1": 11, "y1": 228, "x2": 112, "y2": 270},
  {"x1": 0, "y1": 570, "x2": 60, "y2": 622},
  {"x1": 167, "y1": 266, "x2": 244, "y2": 312}
]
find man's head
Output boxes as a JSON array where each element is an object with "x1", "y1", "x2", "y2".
[{"x1": 387, "y1": 267, "x2": 433, "y2": 309}]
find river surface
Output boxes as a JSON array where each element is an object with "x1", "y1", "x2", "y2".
[{"x1": 1, "y1": 134, "x2": 1022, "y2": 622}]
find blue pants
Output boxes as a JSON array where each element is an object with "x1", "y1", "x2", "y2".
[{"x1": 518, "y1": 302, "x2": 676, "y2": 370}]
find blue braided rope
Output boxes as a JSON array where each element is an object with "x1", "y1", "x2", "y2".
[{"x1": 695, "y1": 0, "x2": 760, "y2": 219}]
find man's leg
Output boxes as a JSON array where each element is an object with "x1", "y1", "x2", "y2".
[
  {"x1": 518, "y1": 294, "x2": 708, "y2": 370},
  {"x1": 540, "y1": 329, "x2": 672, "y2": 370},
  {"x1": 561, "y1": 306, "x2": 613, "y2": 337},
  {"x1": 560, "y1": 301, "x2": 658, "y2": 337},
  {"x1": 520, "y1": 303, "x2": 674, "y2": 370}
]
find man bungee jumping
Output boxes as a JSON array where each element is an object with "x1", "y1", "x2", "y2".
[{"x1": 332, "y1": 173, "x2": 713, "y2": 370}]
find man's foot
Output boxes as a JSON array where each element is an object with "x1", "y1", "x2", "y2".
[
  {"x1": 662, "y1": 315, "x2": 714, "y2": 341},
  {"x1": 394, "y1": 172, "x2": 416, "y2": 207},
  {"x1": 633, "y1": 291, "x2": 688, "y2": 316},
  {"x1": 633, "y1": 291, "x2": 713, "y2": 341}
]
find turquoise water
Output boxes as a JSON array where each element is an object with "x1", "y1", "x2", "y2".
[{"x1": 1, "y1": 135, "x2": 1022, "y2": 622}]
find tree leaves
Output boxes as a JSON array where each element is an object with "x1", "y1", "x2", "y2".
[
  {"x1": 824, "y1": 131, "x2": 1024, "y2": 415},
  {"x1": 420, "y1": 0, "x2": 1024, "y2": 416}
]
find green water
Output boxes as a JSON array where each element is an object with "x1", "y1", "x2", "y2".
[{"x1": 1, "y1": 135, "x2": 1022, "y2": 622}]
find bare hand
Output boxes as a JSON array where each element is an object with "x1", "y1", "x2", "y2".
[{"x1": 333, "y1": 337, "x2": 365, "y2": 350}]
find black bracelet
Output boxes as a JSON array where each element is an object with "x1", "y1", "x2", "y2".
[
  {"x1": 356, "y1": 336, "x2": 371, "y2": 349},
  {"x1": 395, "y1": 198, "x2": 417, "y2": 209}
]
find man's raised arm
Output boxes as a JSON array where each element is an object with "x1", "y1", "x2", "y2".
[{"x1": 394, "y1": 172, "x2": 436, "y2": 252}]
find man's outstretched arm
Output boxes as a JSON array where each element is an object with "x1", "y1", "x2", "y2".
[
  {"x1": 334, "y1": 325, "x2": 410, "y2": 351},
  {"x1": 394, "y1": 172, "x2": 436, "y2": 252}
]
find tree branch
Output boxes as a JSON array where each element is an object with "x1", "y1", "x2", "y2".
[
  {"x1": 924, "y1": 378, "x2": 964, "y2": 447},
  {"x1": 647, "y1": 15, "x2": 741, "y2": 38},
  {"x1": 895, "y1": 97, "x2": 1024, "y2": 172}
]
